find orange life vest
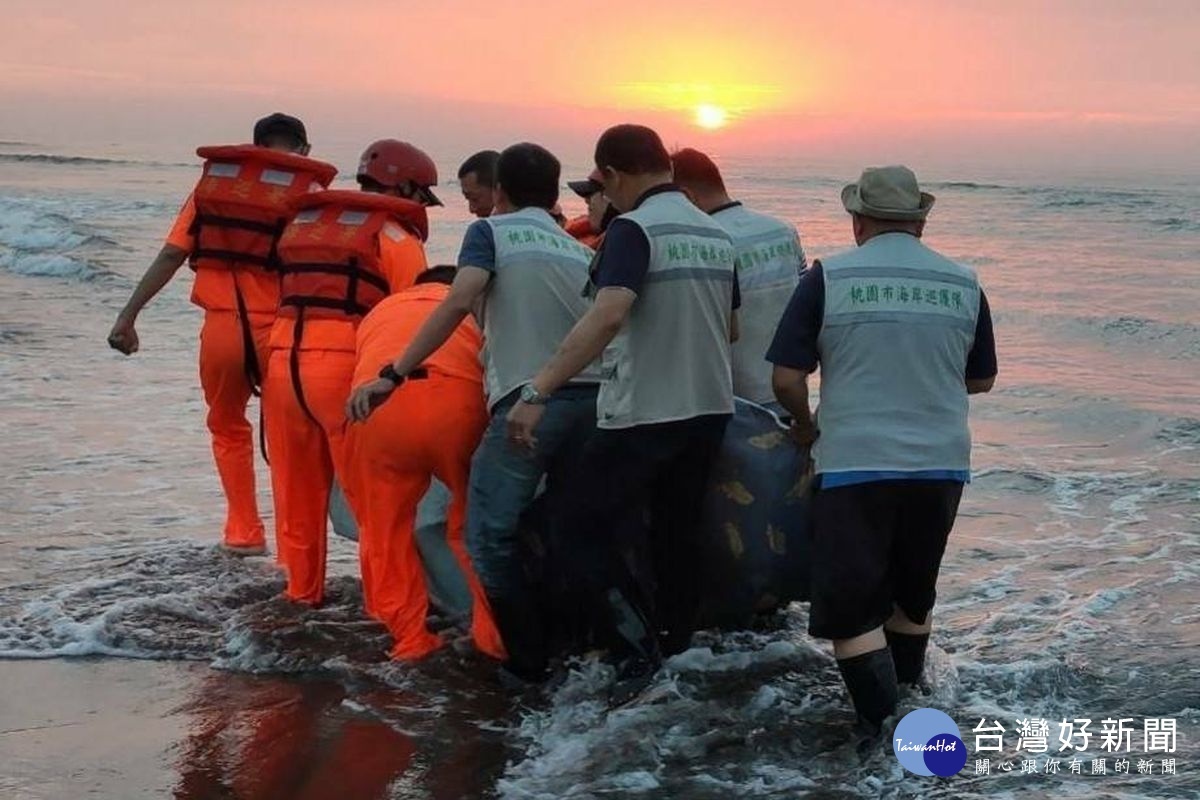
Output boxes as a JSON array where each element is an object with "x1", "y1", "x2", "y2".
[
  {"x1": 565, "y1": 214, "x2": 602, "y2": 249},
  {"x1": 188, "y1": 145, "x2": 338, "y2": 275},
  {"x1": 276, "y1": 190, "x2": 430, "y2": 321}
]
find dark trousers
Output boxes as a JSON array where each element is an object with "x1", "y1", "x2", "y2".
[{"x1": 554, "y1": 413, "x2": 731, "y2": 657}]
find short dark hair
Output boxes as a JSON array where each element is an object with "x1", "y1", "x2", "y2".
[
  {"x1": 457, "y1": 150, "x2": 500, "y2": 187},
  {"x1": 253, "y1": 112, "x2": 307, "y2": 149},
  {"x1": 671, "y1": 148, "x2": 726, "y2": 192},
  {"x1": 594, "y1": 124, "x2": 670, "y2": 176},
  {"x1": 496, "y1": 143, "x2": 560, "y2": 210},
  {"x1": 415, "y1": 265, "x2": 458, "y2": 286}
]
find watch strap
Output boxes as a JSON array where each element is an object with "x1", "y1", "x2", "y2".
[
  {"x1": 521, "y1": 383, "x2": 550, "y2": 405},
  {"x1": 378, "y1": 363, "x2": 404, "y2": 386}
]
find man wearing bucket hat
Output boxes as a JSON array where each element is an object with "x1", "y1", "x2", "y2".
[{"x1": 767, "y1": 166, "x2": 997, "y2": 741}]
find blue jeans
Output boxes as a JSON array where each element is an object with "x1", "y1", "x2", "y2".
[{"x1": 466, "y1": 386, "x2": 598, "y2": 598}]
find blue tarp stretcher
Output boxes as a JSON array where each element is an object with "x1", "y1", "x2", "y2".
[
  {"x1": 329, "y1": 477, "x2": 473, "y2": 617},
  {"x1": 330, "y1": 399, "x2": 813, "y2": 628}
]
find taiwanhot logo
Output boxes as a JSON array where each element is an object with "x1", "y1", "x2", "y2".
[{"x1": 893, "y1": 708, "x2": 968, "y2": 777}]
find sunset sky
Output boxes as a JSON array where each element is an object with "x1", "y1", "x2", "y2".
[{"x1": 3, "y1": 0, "x2": 1198, "y2": 175}]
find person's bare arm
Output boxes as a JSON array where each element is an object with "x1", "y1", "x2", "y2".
[
  {"x1": 107, "y1": 244, "x2": 189, "y2": 354},
  {"x1": 772, "y1": 365, "x2": 818, "y2": 445}
]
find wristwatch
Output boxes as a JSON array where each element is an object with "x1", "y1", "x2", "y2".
[
  {"x1": 519, "y1": 383, "x2": 550, "y2": 405},
  {"x1": 378, "y1": 363, "x2": 405, "y2": 387}
]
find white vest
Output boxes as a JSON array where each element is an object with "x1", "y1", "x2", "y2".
[
  {"x1": 815, "y1": 232, "x2": 981, "y2": 474},
  {"x1": 482, "y1": 207, "x2": 597, "y2": 410},
  {"x1": 598, "y1": 190, "x2": 736, "y2": 428},
  {"x1": 711, "y1": 203, "x2": 806, "y2": 405}
]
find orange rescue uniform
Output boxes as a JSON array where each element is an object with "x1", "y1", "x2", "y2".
[
  {"x1": 264, "y1": 191, "x2": 429, "y2": 605},
  {"x1": 564, "y1": 214, "x2": 602, "y2": 250},
  {"x1": 165, "y1": 199, "x2": 282, "y2": 549},
  {"x1": 166, "y1": 146, "x2": 337, "y2": 550},
  {"x1": 348, "y1": 284, "x2": 504, "y2": 660}
]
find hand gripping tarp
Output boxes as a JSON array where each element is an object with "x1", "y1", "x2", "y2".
[
  {"x1": 330, "y1": 399, "x2": 813, "y2": 628},
  {"x1": 695, "y1": 399, "x2": 813, "y2": 628},
  {"x1": 330, "y1": 478, "x2": 474, "y2": 619}
]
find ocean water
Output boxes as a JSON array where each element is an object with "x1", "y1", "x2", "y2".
[{"x1": 0, "y1": 139, "x2": 1197, "y2": 799}]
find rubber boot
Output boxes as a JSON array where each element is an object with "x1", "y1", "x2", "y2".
[
  {"x1": 602, "y1": 587, "x2": 663, "y2": 705},
  {"x1": 836, "y1": 647, "x2": 899, "y2": 736},
  {"x1": 885, "y1": 629, "x2": 930, "y2": 686},
  {"x1": 488, "y1": 593, "x2": 550, "y2": 686}
]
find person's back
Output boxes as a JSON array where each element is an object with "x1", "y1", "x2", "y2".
[
  {"x1": 815, "y1": 232, "x2": 979, "y2": 475},
  {"x1": 712, "y1": 203, "x2": 805, "y2": 406},
  {"x1": 671, "y1": 147, "x2": 805, "y2": 407},
  {"x1": 354, "y1": 282, "x2": 483, "y2": 389},
  {"x1": 269, "y1": 140, "x2": 440, "y2": 358},
  {"x1": 269, "y1": 188, "x2": 430, "y2": 356},
  {"x1": 187, "y1": 144, "x2": 337, "y2": 318},
  {"x1": 601, "y1": 189, "x2": 737, "y2": 427},
  {"x1": 478, "y1": 205, "x2": 598, "y2": 408}
]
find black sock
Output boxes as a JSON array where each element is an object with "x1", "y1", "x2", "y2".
[
  {"x1": 885, "y1": 629, "x2": 930, "y2": 685},
  {"x1": 837, "y1": 647, "x2": 899, "y2": 733}
]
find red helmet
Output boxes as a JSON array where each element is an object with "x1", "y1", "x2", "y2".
[{"x1": 356, "y1": 139, "x2": 442, "y2": 205}]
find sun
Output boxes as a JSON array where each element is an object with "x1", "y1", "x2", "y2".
[{"x1": 694, "y1": 103, "x2": 729, "y2": 130}]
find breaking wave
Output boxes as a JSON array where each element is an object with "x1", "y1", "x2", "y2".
[
  {"x1": 0, "y1": 195, "x2": 122, "y2": 280},
  {"x1": 0, "y1": 152, "x2": 191, "y2": 168}
]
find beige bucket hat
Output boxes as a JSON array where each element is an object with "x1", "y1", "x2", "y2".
[{"x1": 841, "y1": 165, "x2": 935, "y2": 221}]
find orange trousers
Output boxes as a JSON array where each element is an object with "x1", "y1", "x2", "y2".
[
  {"x1": 349, "y1": 375, "x2": 505, "y2": 661},
  {"x1": 198, "y1": 310, "x2": 271, "y2": 548},
  {"x1": 263, "y1": 348, "x2": 357, "y2": 604}
]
